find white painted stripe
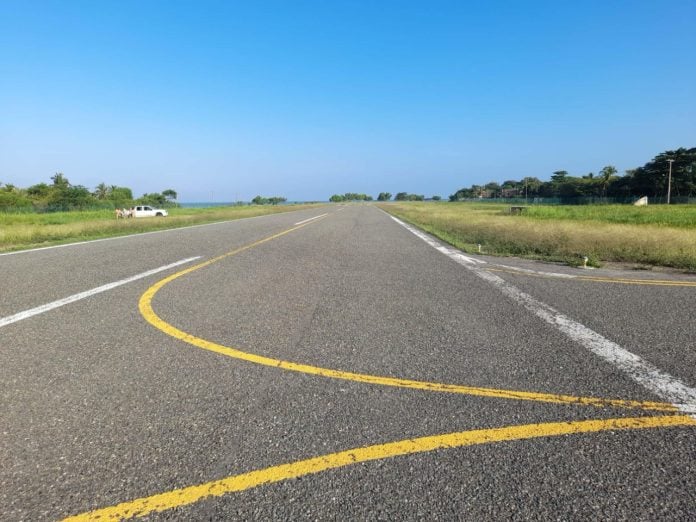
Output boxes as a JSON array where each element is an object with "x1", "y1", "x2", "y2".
[
  {"x1": 0, "y1": 222, "x2": 237, "y2": 257},
  {"x1": 390, "y1": 215, "x2": 696, "y2": 416},
  {"x1": 0, "y1": 207, "x2": 325, "y2": 257},
  {"x1": 294, "y1": 213, "x2": 328, "y2": 225},
  {"x1": 389, "y1": 216, "x2": 486, "y2": 264},
  {"x1": 0, "y1": 257, "x2": 201, "y2": 328},
  {"x1": 491, "y1": 265, "x2": 577, "y2": 279}
]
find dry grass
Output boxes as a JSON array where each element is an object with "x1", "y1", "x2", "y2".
[
  {"x1": 379, "y1": 202, "x2": 696, "y2": 271},
  {"x1": 0, "y1": 204, "x2": 325, "y2": 252}
]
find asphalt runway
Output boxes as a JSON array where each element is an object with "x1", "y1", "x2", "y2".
[{"x1": 2, "y1": 205, "x2": 695, "y2": 521}]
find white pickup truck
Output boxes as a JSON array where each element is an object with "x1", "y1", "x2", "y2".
[{"x1": 132, "y1": 205, "x2": 168, "y2": 217}]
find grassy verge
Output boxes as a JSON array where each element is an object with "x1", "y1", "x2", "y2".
[
  {"x1": 378, "y1": 202, "x2": 696, "y2": 271},
  {"x1": 0, "y1": 204, "x2": 326, "y2": 253},
  {"x1": 523, "y1": 204, "x2": 696, "y2": 227}
]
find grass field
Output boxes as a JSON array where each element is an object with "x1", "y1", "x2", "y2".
[
  {"x1": 379, "y1": 202, "x2": 696, "y2": 271},
  {"x1": 0, "y1": 204, "x2": 325, "y2": 253},
  {"x1": 523, "y1": 204, "x2": 696, "y2": 228}
]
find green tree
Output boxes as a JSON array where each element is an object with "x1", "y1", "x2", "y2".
[
  {"x1": 138, "y1": 192, "x2": 167, "y2": 206},
  {"x1": 394, "y1": 192, "x2": 424, "y2": 201},
  {"x1": 500, "y1": 180, "x2": 520, "y2": 197},
  {"x1": 377, "y1": 192, "x2": 392, "y2": 201},
  {"x1": 63, "y1": 185, "x2": 93, "y2": 209},
  {"x1": 329, "y1": 194, "x2": 345, "y2": 202},
  {"x1": 627, "y1": 148, "x2": 696, "y2": 199},
  {"x1": 162, "y1": 189, "x2": 178, "y2": 201},
  {"x1": 550, "y1": 170, "x2": 569, "y2": 183},
  {"x1": 342, "y1": 193, "x2": 371, "y2": 201},
  {"x1": 484, "y1": 182, "x2": 501, "y2": 197},
  {"x1": 598, "y1": 165, "x2": 618, "y2": 198},
  {"x1": 44, "y1": 182, "x2": 92, "y2": 210},
  {"x1": 26, "y1": 182, "x2": 51, "y2": 199},
  {"x1": 522, "y1": 177, "x2": 542, "y2": 197},
  {"x1": 108, "y1": 186, "x2": 133, "y2": 203},
  {"x1": 0, "y1": 189, "x2": 32, "y2": 210},
  {"x1": 51, "y1": 172, "x2": 70, "y2": 190},
  {"x1": 93, "y1": 182, "x2": 110, "y2": 200},
  {"x1": 449, "y1": 187, "x2": 473, "y2": 201}
]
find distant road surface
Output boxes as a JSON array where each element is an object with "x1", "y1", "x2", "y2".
[{"x1": 2, "y1": 205, "x2": 695, "y2": 520}]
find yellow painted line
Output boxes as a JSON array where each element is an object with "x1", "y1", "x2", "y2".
[
  {"x1": 487, "y1": 267, "x2": 696, "y2": 287},
  {"x1": 63, "y1": 216, "x2": 691, "y2": 521},
  {"x1": 137, "y1": 225, "x2": 675, "y2": 413},
  {"x1": 62, "y1": 414, "x2": 696, "y2": 521}
]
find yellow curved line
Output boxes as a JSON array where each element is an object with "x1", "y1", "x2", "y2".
[
  {"x1": 487, "y1": 267, "x2": 696, "y2": 287},
  {"x1": 137, "y1": 225, "x2": 675, "y2": 413},
  {"x1": 81, "y1": 221, "x2": 693, "y2": 521},
  {"x1": 62, "y1": 414, "x2": 696, "y2": 521}
]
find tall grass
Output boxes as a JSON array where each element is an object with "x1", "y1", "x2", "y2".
[
  {"x1": 379, "y1": 202, "x2": 696, "y2": 271},
  {"x1": 0, "y1": 204, "x2": 324, "y2": 252},
  {"x1": 524, "y1": 204, "x2": 696, "y2": 228},
  {"x1": 0, "y1": 209, "x2": 116, "y2": 225}
]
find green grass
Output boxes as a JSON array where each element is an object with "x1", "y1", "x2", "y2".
[
  {"x1": 523, "y1": 204, "x2": 696, "y2": 228},
  {"x1": 0, "y1": 209, "x2": 116, "y2": 225},
  {"x1": 0, "y1": 204, "x2": 326, "y2": 252},
  {"x1": 379, "y1": 201, "x2": 696, "y2": 271}
]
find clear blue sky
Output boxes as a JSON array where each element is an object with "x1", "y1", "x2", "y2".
[{"x1": 1, "y1": 1, "x2": 694, "y2": 202}]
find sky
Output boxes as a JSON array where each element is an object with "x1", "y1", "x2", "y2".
[{"x1": 1, "y1": 0, "x2": 694, "y2": 202}]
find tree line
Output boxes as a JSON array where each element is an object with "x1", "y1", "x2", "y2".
[
  {"x1": 330, "y1": 192, "x2": 441, "y2": 202},
  {"x1": 251, "y1": 195, "x2": 287, "y2": 205},
  {"x1": 449, "y1": 147, "x2": 696, "y2": 202},
  {"x1": 329, "y1": 193, "x2": 374, "y2": 202},
  {"x1": 0, "y1": 173, "x2": 177, "y2": 211},
  {"x1": 331, "y1": 147, "x2": 694, "y2": 204}
]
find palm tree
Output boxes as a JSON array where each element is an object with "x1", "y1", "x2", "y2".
[
  {"x1": 598, "y1": 166, "x2": 617, "y2": 198},
  {"x1": 93, "y1": 182, "x2": 110, "y2": 200},
  {"x1": 51, "y1": 172, "x2": 69, "y2": 189}
]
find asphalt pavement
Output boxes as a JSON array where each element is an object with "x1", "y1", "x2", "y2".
[{"x1": 1, "y1": 204, "x2": 695, "y2": 521}]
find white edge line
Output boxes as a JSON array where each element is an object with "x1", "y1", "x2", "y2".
[
  {"x1": 0, "y1": 207, "x2": 328, "y2": 257},
  {"x1": 0, "y1": 221, "x2": 234, "y2": 257},
  {"x1": 294, "y1": 213, "x2": 329, "y2": 225},
  {"x1": 0, "y1": 256, "x2": 201, "y2": 328},
  {"x1": 388, "y1": 215, "x2": 486, "y2": 265},
  {"x1": 489, "y1": 264, "x2": 578, "y2": 279},
  {"x1": 387, "y1": 214, "x2": 696, "y2": 417}
]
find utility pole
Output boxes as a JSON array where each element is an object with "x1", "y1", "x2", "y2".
[{"x1": 667, "y1": 159, "x2": 674, "y2": 204}]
